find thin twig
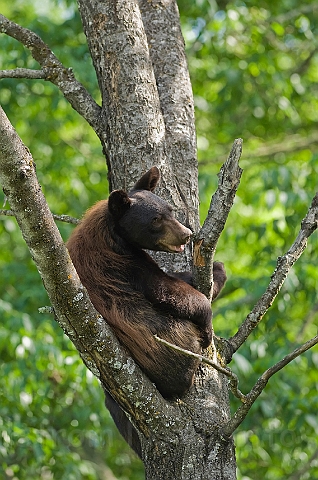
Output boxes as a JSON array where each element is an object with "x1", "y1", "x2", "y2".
[
  {"x1": 0, "y1": 68, "x2": 46, "y2": 79},
  {"x1": 229, "y1": 192, "x2": 318, "y2": 354},
  {"x1": 38, "y1": 306, "x2": 54, "y2": 314},
  {"x1": 52, "y1": 214, "x2": 79, "y2": 225},
  {"x1": 0, "y1": 208, "x2": 79, "y2": 225},
  {"x1": 154, "y1": 335, "x2": 246, "y2": 402},
  {"x1": 222, "y1": 334, "x2": 318, "y2": 437}
]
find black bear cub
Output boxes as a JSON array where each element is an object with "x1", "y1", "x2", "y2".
[{"x1": 67, "y1": 167, "x2": 226, "y2": 454}]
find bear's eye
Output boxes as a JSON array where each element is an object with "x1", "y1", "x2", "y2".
[{"x1": 151, "y1": 215, "x2": 163, "y2": 229}]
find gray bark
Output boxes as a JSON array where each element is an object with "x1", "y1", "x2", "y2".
[
  {"x1": 76, "y1": 0, "x2": 197, "y2": 274},
  {"x1": 77, "y1": 0, "x2": 166, "y2": 190}
]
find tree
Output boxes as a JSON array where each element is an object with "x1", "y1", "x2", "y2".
[{"x1": 0, "y1": 1, "x2": 317, "y2": 479}]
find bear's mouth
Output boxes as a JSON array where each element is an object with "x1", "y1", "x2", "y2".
[
  {"x1": 171, "y1": 244, "x2": 185, "y2": 253},
  {"x1": 160, "y1": 243, "x2": 186, "y2": 253}
]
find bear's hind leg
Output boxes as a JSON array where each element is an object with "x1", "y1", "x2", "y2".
[{"x1": 104, "y1": 391, "x2": 142, "y2": 458}]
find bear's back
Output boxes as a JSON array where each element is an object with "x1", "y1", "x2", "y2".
[{"x1": 67, "y1": 200, "x2": 202, "y2": 398}]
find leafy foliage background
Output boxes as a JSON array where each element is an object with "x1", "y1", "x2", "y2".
[{"x1": 0, "y1": 0, "x2": 317, "y2": 479}]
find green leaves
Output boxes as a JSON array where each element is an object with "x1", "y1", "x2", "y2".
[{"x1": 0, "y1": 299, "x2": 143, "y2": 479}]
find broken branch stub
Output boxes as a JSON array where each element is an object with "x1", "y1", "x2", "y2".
[{"x1": 193, "y1": 139, "x2": 243, "y2": 300}]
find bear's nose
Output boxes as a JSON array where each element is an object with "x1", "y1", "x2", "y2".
[{"x1": 182, "y1": 226, "x2": 192, "y2": 244}]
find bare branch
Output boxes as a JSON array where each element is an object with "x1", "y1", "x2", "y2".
[
  {"x1": 0, "y1": 208, "x2": 14, "y2": 217},
  {"x1": 222, "y1": 334, "x2": 318, "y2": 437},
  {"x1": 0, "y1": 208, "x2": 79, "y2": 225},
  {"x1": 0, "y1": 68, "x2": 46, "y2": 79},
  {"x1": 229, "y1": 192, "x2": 318, "y2": 353},
  {"x1": 0, "y1": 14, "x2": 101, "y2": 131},
  {"x1": 53, "y1": 214, "x2": 80, "y2": 225},
  {"x1": 193, "y1": 139, "x2": 243, "y2": 299},
  {"x1": 155, "y1": 335, "x2": 246, "y2": 402}
]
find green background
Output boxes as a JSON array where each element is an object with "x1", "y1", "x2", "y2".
[{"x1": 0, "y1": 1, "x2": 317, "y2": 478}]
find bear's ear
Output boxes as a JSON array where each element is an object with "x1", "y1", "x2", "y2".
[
  {"x1": 132, "y1": 166, "x2": 160, "y2": 192},
  {"x1": 108, "y1": 190, "x2": 131, "y2": 219}
]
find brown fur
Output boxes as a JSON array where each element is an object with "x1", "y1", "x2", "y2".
[
  {"x1": 66, "y1": 167, "x2": 227, "y2": 455},
  {"x1": 67, "y1": 200, "x2": 203, "y2": 398}
]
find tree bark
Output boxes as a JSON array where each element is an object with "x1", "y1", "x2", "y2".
[
  {"x1": 75, "y1": 3, "x2": 237, "y2": 475},
  {"x1": 76, "y1": 0, "x2": 196, "y2": 273},
  {"x1": 77, "y1": 0, "x2": 166, "y2": 191}
]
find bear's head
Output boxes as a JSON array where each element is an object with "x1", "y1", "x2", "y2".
[{"x1": 108, "y1": 167, "x2": 192, "y2": 252}]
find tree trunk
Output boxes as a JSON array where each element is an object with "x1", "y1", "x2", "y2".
[{"x1": 76, "y1": 0, "x2": 237, "y2": 477}]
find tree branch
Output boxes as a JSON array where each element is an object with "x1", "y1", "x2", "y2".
[
  {"x1": 0, "y1": 68, "x2": 46, "y2": 79},
  {"x1": 0, "y1": 208, "x2": 79, "y2": 225},
  {"x1": 193, "y1": 139, "x2": 243, "y2": 299},
  {"x1": 0, "y1": 14, "x2": 101, "y2": 131},
  {"x1": 222, "y1": 334, "x2": 318, "y2": 437},
  {"x1": 229, "y1": 192, "x2": 318, "y2": 353},
  {"x1": 0, "y1": 104, "x2": 183, "y2": 442}
]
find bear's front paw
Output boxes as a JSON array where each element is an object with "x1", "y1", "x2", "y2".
[{"x1": 212, "y1": 261, "x2": 227, "y2": 301}]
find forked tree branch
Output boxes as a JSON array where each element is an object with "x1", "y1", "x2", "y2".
[
  {"x1": 76, "y1": 0, "x2": 166, "y2": 192},
  {"x1": 0, "y1": 208, "x2": 79, "y2": 225},
  {"x1": 193, "y1": 139, "x2": 243, "y2": 299},
  {"x1": 139, "y1": 0, "x2": 199, "y2": 228},
  {"x1": 222, "y1": 333, "x2": 318, "y2": 437},
  {"x1": 0, "y1": 14, "x2": 101, "y2": 131},
  {"x1": 229, "y1": 192, "x2": 318, "y2": 353}
]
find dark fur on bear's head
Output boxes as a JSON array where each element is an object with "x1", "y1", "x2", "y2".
[
  {"x1": 108, "y1": 167, "x2": 192, "y2": 252},
  {"x1": 67, "y1": 166, "x2": 227, "y2": 457}
]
